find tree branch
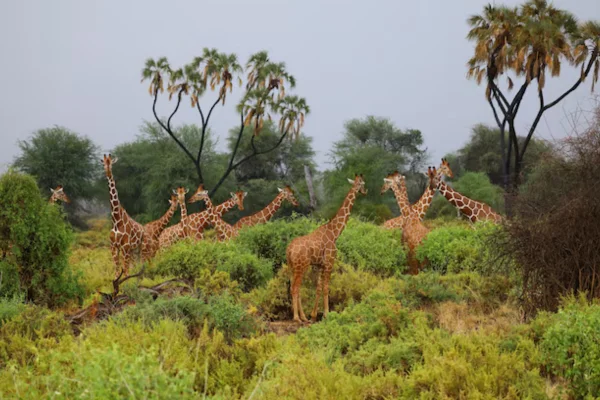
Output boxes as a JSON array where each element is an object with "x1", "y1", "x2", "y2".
[
  {"x1": 196, "y1": 96, "x2": 222, "y2": 166},
  {"x1": 209, "y1": 111, "x2": 246, "y2": 197},
  {"x1": 152, "y1": 88, "x2": 197, "y2": 165},
  {"x1": 519, "y1": 85, "x2": 545, "y2": 161}
]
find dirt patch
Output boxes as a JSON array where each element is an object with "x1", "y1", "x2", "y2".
[{"x1": 266, "y1": 320, "x2": 310, "y2": 336}]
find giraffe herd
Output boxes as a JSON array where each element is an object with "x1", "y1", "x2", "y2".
[{"x1": 51, "y1": 154, "x2": 503, "y2": 324}]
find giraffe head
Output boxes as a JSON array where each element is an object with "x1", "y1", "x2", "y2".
[
  {"x1": 229, "y1": 190, "x2": 247, "y2": 211},
  {"x1": 50, "y1": 185, "x2": 71, "y2": 204},
  {"x1": 438, "y1": 158, "x2": 454, "y2": 179},
  {"x1": 174, "y1": 186, "x2": 190, "y2": 205},
  {"x1": 347, "y1": 174, "x2": 367, "y2": 195},
  {"x1": 278, "y1": 186, "x2": 299, "y2": 206},
  {"x1": 168, "y1": 193, "x2": 178, "y2": 207},
  {"x1": 427, "y1": 166, "x2": 441, "y2": 189},
  {"x1": 102, "y1": 154, "x2": 118, "y2": 178},
  {"x1": 380, "y1": 171, "x2": 402, "y2": 195},
  {"x1": 187, "y1": 185, "x2": 207, "y2": 204}
]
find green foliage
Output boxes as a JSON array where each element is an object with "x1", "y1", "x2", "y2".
[
  {"x1": 0, "y1": 171, "x2": 83, "y2": 306},
  {"x1": 0, "y1": 297, "x2": 24, "y2": 327},
  {"x1": 323, "y1": 116, "x2": 428, "y2": 221},
  {"x1": 427, "y1": 172, "x2": 504, "y2": 219},
  {"x1": 0, "y1": 305, "x2": 73, "y2": 367},
  {"x1": 416, "y1": 222, "x2": 502, "y2": 274},
  {"x1": 118, "y1": 294, "x2": 255, "y2": 342},
  {"x1": 13, "y1": 125, "x2": 101, "y2": 223},
  {"x1": 337, "y1": 218, "x2": 406, "y2": 276},
  {"x1": 151, "y1": 239, "x2": 272, "y2": 292},
  {"x1": 234, "y1": 215, "x2": 318, "y2": 271},
  {"x1": 110, "y1": 122, "x2": 234, "y2": 222},
  {"x1": 536, "y1": 295, "x2": 600, "y2": 399}
]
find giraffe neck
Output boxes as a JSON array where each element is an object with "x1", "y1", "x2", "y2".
[
  {"x1": 106, "y1": 173, "x2": 122, "y2": 223},
  {"x1": 250, "y1": 193, "x2": 285, "y2": 224},
  {"x1": 49, "y1": 196, "x2": 56, "y2": 204},
  {"x1": 214, "y1": 198, "x2": 236, "y2": 216},
  {"x1": 438, "y1": 181, "x2": 470, "y2": 214},
  {"x1": 390, "y1": 180, "x2": 411, "y2": 217},
  {"x1": 179, "y1": 199, "x2": 190, "y2": 236},
  {"x1": 327, "y1": 187, "x2": 358, "y2": 239},
  {"x1": 412, "y1": 170, "x2": 443, "y2": 219},
  {"x1": 153, "y1": 201, "x2": 178, "y2": 235},
  {"x1": 206, "y1": 197, "x2": 235, "y2": 240}
]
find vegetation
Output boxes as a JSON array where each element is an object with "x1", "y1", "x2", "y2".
[{"x1": 0, "y1": 171, "x2": 83, "y2": 306}]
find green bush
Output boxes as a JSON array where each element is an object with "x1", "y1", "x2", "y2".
[
  {"x1": 0, "y1": 297, "x2": 24, "y2": 327},
  {"x1": 234, "y1": 215, "x2": 318, "y2": 271},
  {"x1": 152, "y1": 239, "x2": 272, "y2": 292},
  {"x1": 0, "y1": 305, "x2": 73, "y2": 367},
  {"x1": 337, "y1": 218, "x2": 406, "y2": 276},
  {"x1": 536, "y1": 295, "x2": 600, "y2": 399},
  {"x1": 118, "y1": 294, "x2": 255, "y2": 342},
  {"x1": 416, "y1": 222, "x2": 501, "y2": 274},
  {"x1": 0, "y1": 170, "x2": 83, "y2": 306}
]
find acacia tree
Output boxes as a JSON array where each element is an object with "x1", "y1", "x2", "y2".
[
  {"x1": 141, "y1": 49, "x2": 309, "y2": 196},
  {"x1": 466, "y1": 0, "x2": 600, "y2": 194}
]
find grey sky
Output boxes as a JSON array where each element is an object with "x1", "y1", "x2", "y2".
[{"x1": 1, "y1": 0, "x2": 598, "y2": 173}]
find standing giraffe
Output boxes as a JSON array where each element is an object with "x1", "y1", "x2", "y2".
[
  {"x1": 382, "y1": 172, "x2": 431, "y2": 275},
  {"x1": 233, "y1": 186, "x2": 299, "y2": 229},
  {"x1": 103, "y1": 154, "x2": 145, "y2": 278},
  {"x1": 382, "y1": 158, "x2": 453, "y2": 228},
  {"x1": 157, "y1": 187, "x2": 190, "y2": 249},
  {"x1": 429, "y1": 166, "x2": 503, "y2": 223},
  {"x1": 49, "y1": 186, "x2": 71, "y2": 204},
  {"x1": 141, "y1": 193, "x2": 178, "y2": 261},
  {"x1": 286, "y1": 174, "x2": 367, "y2": 323}
]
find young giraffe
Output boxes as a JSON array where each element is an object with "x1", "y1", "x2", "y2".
[
  {"x1": 141, "y1": 193, "x2": 178, "y2": 261},
  {"x1": 189, "y1": 187, "x2": 239, "y2": 242},
  {"x1": 103, "y1": 154, "x2": 145, "y2": 278},
  {"x1": 49, "y1": 186, "x2": 71, "y2": 204},
  {"x1": 233, "y1": 186, "x2": 299, "y2": 229},
  {"x1": 382, "y1": 172, "x2": 431, "y2": 275},
  {"x1": 429, "y1": 166, "x2": 503, "y2": 223},
  {"x1": 382, "y1": 158, "x2": 453, "y2": 228},
  {"x1": 157, "y1": 187, "x2": 190, "y2": 249},
  {"x1": 286, "y1": 174, "x2": 367, "y2": 323}
]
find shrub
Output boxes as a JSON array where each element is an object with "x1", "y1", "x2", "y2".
[
  {"x1": 152, "y1": 239, "x2": 272, "y2": 292},
  {"x1": 337, "y1": 218, "x2": 406, "y2": 276},
  {"x1": 0, "y1": 170, "x2": 83, "y2": 306},
  {"x1": 416, "y1": 222, "x2": 502, "y2": 274},
  {"x1": 69, "y1": 247, "x2": 114, "y2": 295},
  {"x1": 0, "y1": 297, "x2": 24, "y2": 327},
  {"x1": 0, "y1": 305, "x2": 73, "y2": 367},
  {"x1": 536, "y1": 295, "x2": 600, "y2": 399},
  {"x1": 118, "y1": 294, "x2": 255, "y2": 342},
  {"x1": 234, "y1": 215, "x2": 318, "y2": 271}
]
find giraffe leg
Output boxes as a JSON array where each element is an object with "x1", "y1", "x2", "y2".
[
  {"x1": 311, "y1": 267, "x2": 324, "y2": 321},
  {"x1": 110, "y1": 243, "x2": 122, "y2": 279},
  {"x1": 298, "y1": 287, "x2": 308, "y2": 323},
  {"x1": 290, "y1": 260, "x2": 309, "y2": 323},
  {"x1": 321, "y1": 266, "x2": 333, "y2": 319}
]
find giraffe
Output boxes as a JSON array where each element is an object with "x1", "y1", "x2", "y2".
[
  {"x1": 103, "y1": 154, "x2": 145, "y2": 278},
  {"x1": 382, "y1": 158, "x2": 453, "y2": 228},
  {"x1": 190, "y1": 186, "x2": 240, "y2": 242},
  {"x1": 188, "y1": 189, "x2": 247, "y2": 239},
  {"x1": 158, "y1": 189, "x2": 246, "y2": 248},
  {"x1": 49, "y1": 185, "x2": 70, "y2": 204},
  {"x1": 233, "y1": 186, "x2": 299, "y2": 229},
  {"x1": 157, "y1": 186, "x2": 190, "y2": 249},
  {"x1": 140, "y1": 192, "x2": 179, "y2": 261},
  {"x1": 428, "y1": 166, "x2": 503, "y2": 224},
  {"x1": 381, "y1": 172, "x2": 431, "y2": 275},
  {"x1": 286, "y1": 174, "x2": 367, "y2": 323}
]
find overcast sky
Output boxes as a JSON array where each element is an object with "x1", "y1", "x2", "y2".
[{"x1": 1, "y1": 0, "x2": 598, "y2": 173}]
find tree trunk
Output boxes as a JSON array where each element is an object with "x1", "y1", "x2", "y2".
[{"x1": 304, "y1": 165, "x2": 317, "y2": 211}]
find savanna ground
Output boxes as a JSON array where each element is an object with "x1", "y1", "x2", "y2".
[{"x1": 1, "y1": 213, "x2": 599, "y2": 400}]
